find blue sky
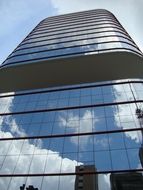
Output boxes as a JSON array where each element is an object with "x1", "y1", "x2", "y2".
[{"x1": 0, "y1": 0, "x2": 143, "y2": 64}]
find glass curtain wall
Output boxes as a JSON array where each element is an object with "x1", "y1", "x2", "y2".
[
  {"x1": 0, "y1": 79, "x2": 142, "y2": 189},
  {"x1": 1, "y1": 9, "x2": 143, "y2": 190}
]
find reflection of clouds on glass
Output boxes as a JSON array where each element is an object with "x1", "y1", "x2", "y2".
[
  {"x1": 59, "y1": 110, "x2": 99, "y2": 149},
  {"x1": 0, "y1": 130, "x2": 79, "y2": 189},
  {"x1": 98, "y1": 174, "x2": 111, "y2": 190},
  {"x1": 4, "y1": 115, "x2": 26, "y2": 137},
  {"x1": 0, "y1": 98, "x2": 81, "y2": 189},
  {"x1": 0, "y1": 95, "x2": 27, "y2": 137},
  {"x1": 113, "y1": 84, "x2": 142, "y2": 143}
]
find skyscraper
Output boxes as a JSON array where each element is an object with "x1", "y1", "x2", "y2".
[{"x1": 0, "y1": 9, "x2": 143, "y2": 190}]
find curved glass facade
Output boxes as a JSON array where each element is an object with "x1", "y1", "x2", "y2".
[
  {"x1": 2, "y1": 9, "x2": 142, "y2": 67},
  {"x1": 1, "y1": 9, "x2": 143, "y2": 190}
]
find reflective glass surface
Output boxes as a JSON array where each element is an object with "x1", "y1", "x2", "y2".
[
  {"x1": 21, "y1": 27, "x2": 127, "y2": 45},
  {"x1": 4, "y1": 42, "x2": 141, "y2": 65},
  {"x1": 2, "y1": 8, "x2": 141, "y2": 67},
  {"x1": 1, "y1": 9, "x2": 143, "y2": 189},
  {"x1": 0, "y1": 79, "x2": 143, "y2": 189},
  {"x1": 17, "y1": 31, "x2": 129, "y2": 50}
]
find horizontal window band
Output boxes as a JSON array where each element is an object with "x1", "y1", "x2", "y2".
[
  {"x1": 0, "y1": 99, "x2": 142, "y2": 116},
  {"x1": 0, "y1": 80, "x2": 142, "y2": 98},
  {"x1": 23, "y1": 25, "x2": 128, "y2": 43},
  {"x1": 7, "y1": 40, "x2": 139, "y2": 59},
  {"x1": 43, "y1": 11, "x2": 113, "y2": 23},
  {"x1": 35, "y1": 18, "x2": 119, "y2": 33},
  {"x1": 2, "y1": 47, "x2": 142, "y2": 68},
  {"x1": 0, "y1": 168, "x2": 142, "y2": 177},
  {"x1": 42, "y1": 11, "x2": 114, "y2": 25},
  {"x1": 39, "y1": 14, "x2": 116, "y2": 30},
  {"x1": 0, "y1": 127, "x2": 142, "y2": 141},
  {"x1": 20, "y1": 28, "x2": 128, "y2": 47},
  {"x1": 42, "y1": 10, "x2": 113, "y2": 24},
  {"x1": 14, "y1": 34, "x2": 134, "y2": 53},
  {"x1": 29, "y1": 21, "x2": 122, "y2": 38}
]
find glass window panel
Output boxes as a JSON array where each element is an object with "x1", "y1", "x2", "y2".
[
  {"x1": 59, "y1": 176, "x2": 75, "y2": 190},
  {"x1": 106, "y1": 117, "x2": 119, "y2": 130},
  {"x1": 52, "y1": 121, "x2": 65, "y2": 134},
  {"x1": 67, "y1": 109, "x2": 80, "y2": 121},
  {"x1": 0, "y1": 155, "x2": 19, "y2": 174},
  {"x1": 94, "y1": 134, "x2": 109, "y2": 151},
  {"x1": 124, "y1": 131, "x2": 142, "y2": 148},
  {"x1": 26, "y1": 124, "x2": 41, "y2": 136},
  {"x1": 34, "y1": 139, "x2": 50, "y2": 153},
  {"x1": 24, "y1": 102, "x2": 37, "y2": 111},
  {"x1": 14, "y1": 155, "x2": 33, "y2": 174},
  {"x1": 58, "y1": 98, "x2": 69, "y2": 107},
  {"x1": 94, "y1": 151, "x2": 111, "y2": 171},
  {"x1": 45, "y1": 153, "x2": 62, "y2": 173},
  {"x1": 39, "y1": 123, "x2": 53, "y2": 135},
  {"x1": 79, "y1": 118, "x2": 92, "y2": 133},
  {"x1": 55, "y1": 110, "x2": 67, "y2": 122},
  {"x1": 21, "y1": 139, "x2": 35, "y2": 154},
  {"x1": 8, "y1": 140, "x2": 24, "y2": 155},
  {"x1": 109, "y1": 133, "x2": 125, "y2": 150},
  {"x1": 78, "y1": 151, "x2": 94, "y2": 163},
  {"x1": 62, "y1": 152, "x2": 78, "y2": 161},
  {"x1": 29, "y1": 155, "x2": 47, "y2": 173},
  {"x1": 105, "y1": 105, "x2": 117, "y2": 117},
  {"x1": 79, "y1": 135, "x2": 93, "y2": 151},
  {"x1": 0, "y1": 140, "x2": 12, "y2": 155},
  {"x1": 80, "y1": 96, "x2": 91, "y2": 105},
  {"x1": 127, "y1": 148, "x2": 141, "y2": 169},
  {"x1": 92, "y1": 107, "x2": 105, "y2": 118},
  {"x1": 49, "y1": 138, "x2": 64, "y2": 152},
  {"x1": 31, "y1": 112, "x2": 44, "y2": 123},
  {"x1": 111, "y1": 150, "x2": 129, "y2": 170},
  {"x1": 19, "y1": 114, "x2": 33, "y2": 124},
  {"x1": 26, "y1": 177, "x2": 42, "y2": 190},
  {"x1": 8, "y1": 177, "x2": 26, "y2": 190},
  {"x1": 93, "y1": 117, "x2": 107, "y2": 131},
  {"x1": 91, "y1": 95, "x2": 104, "y2": 104},
  {"x1": 47, "y1": 99, "x2": 58, "y2": 109},
  {"x1": 69, "y1": 89, "x2": 80, "y2": 98},
  {"x1": 64, "y1": 137, "x2": 78, "y2": 153},
  {"x1": 0, "y1": 178, "x2": 11, "y2": 190},
  {"x1": 41, "y1": 176, "x2": 59, "y2": 190},
  {"x1": 43, "y1": 112, "x2": 55, "y2": 122}
]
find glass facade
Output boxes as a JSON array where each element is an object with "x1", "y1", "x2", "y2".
[
  {"x1": 1, "y1": 9, "x2": 143, "y2": 190},
  {"x1": 2, "y1": 9, "x2": 142, "y2": 67}
]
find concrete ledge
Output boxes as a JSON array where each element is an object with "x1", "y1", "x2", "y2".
[{"x1": 0, "y1": 51, "x2": 143, "y2": 93}]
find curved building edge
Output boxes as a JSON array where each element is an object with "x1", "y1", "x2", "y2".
[{"x1": 0, "y1": 50, "x2": 143, "y2": 93}]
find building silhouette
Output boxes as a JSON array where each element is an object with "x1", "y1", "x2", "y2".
[
  {"x1": 0, "y1": 9, "x2": 143, "y2": 189},
  {"x1": 110, "y1": 172, "x2": 143, "y2": 190},
  {"x1": 75, "y1": 165, "x2": 98, "y2": 190}
]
